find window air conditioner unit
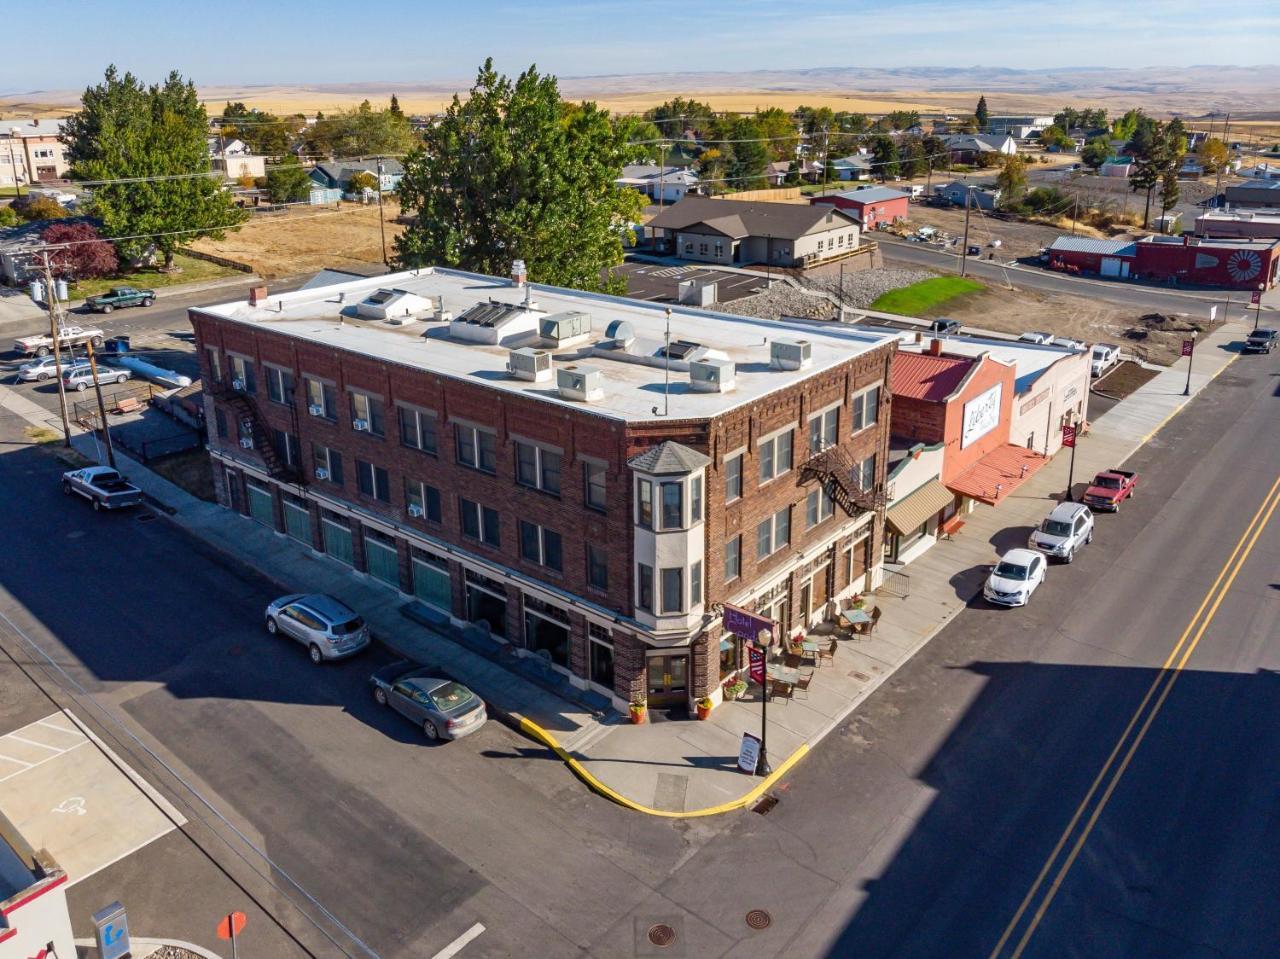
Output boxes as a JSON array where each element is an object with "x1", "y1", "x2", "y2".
[
  {"x1": 231, "y1": 378, "x2": 245, "y2": 391},
  {"x1": 239, "y1": 437, "x2": 254, "y2": 449},
  {"x1": 308, "y1": 404, "x2": 325, "y2": 416},
  {"x1": 314, "y1": 467, "x2": 329, "y2": 480},
  {"x1": 407, "y1": 504, "x2": 425, "y2": 518},
  {"x1": 352, "y1": 418, "x2": 370, "y2": 432}
]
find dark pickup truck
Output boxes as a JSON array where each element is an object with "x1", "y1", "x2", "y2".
[
  {"x1": 85, "y1": 286, "x2": 156, "y2": 313},
  {"x1": 1244, "y1": 329, "x2": 1277, "y2": 354},
  {"x1": 1083, "y1": 469, "x2": 1138, "y2": 512}
]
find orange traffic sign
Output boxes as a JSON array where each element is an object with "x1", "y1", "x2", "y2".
[{"x1": 216, "y1": 911, "x2": 247, "y2": 940}]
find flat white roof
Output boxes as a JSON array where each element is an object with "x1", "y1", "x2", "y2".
[{"x1": 195, "y1": 267, "x2": 896, "y2": 423}]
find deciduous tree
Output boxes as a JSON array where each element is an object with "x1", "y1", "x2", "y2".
[
  {"x1": 1081, "y1": 137, "x2": 1111, "y2": 169},
  {"x1": 995, "y1": 155, "x2": 1028, "y2": 208},
  {"x1": 868, "y1": 135, "x2": 898, "y2": 180},
  {"x1": 305, "y1": 100, "x2": 417, "y2": 158},
  {"x1": 1196, "y1": 137, "x2": 1230, "y2": 174},
  {"x1": 42, "y1": 221, "x2": 118, "y2": 278},
  {"x1": 395, "y1": 59, "x2": 642, "y2": 294},
  {"x1": 266, "y1": 155, "x2": 312, "y2": 203},
  {"x1": 724, "y1": 118, "x2": 768, "y2": 190}
]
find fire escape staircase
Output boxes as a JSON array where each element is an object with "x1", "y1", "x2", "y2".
[
  {"x1": 214, "y1": 385, "x2": 301, "y2": 485},
  {"x1": 798, "y1": 444, "x2": 885, "y2": 517}
]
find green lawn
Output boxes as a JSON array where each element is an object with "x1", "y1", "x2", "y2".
[
  {"x1": 869, "y1": 277, "x2": 985, "y2": 316},
  {"x1": 70, "y1": 253, "x2": 238, "y2": 300}
]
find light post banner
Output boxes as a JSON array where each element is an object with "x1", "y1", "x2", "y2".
[{"x1": 748, "y1": 647, "x2": 766, "y2": 684}]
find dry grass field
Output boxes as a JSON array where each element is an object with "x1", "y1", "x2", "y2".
[{"x1": 190, "y1": 202, "x2": 405, "y2": 278}]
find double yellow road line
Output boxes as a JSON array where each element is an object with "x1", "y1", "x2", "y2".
[{"x1": 989, "y1": 474, "x2": 1280, "y2": 959}]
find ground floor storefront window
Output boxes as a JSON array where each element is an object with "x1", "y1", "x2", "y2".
[
  {"x1": 282, "y1": 493, "x2": 310, "y2": 544},
  {"x1": 524, "y1": 596, "x2": 570, "y2": 669},
  {"x1": 588, "y1": 623, "x2": 614, "y2": 691},
  {"x1": 321, "y1": 512, "x2": 354, "y2": 566},
  {"x1": 412, "y1": 550, "x2": 451, "y2": 613},
  {"x1": 364, "y1": 528, "x2": 400, "y2": 589},
  {"x1": 719, "y1": 636, "x2": 740, "y2": 678},
  {"x1": 465, "y1": 571, "x2": 507, "y2": 638},
  {"x1": 245, "y1": 481, "x2": 274, "y2": 527}
]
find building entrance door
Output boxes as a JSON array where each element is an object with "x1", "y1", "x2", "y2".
[{"x1": 646, "y1": 653, "x2": 689, "y2": 706}]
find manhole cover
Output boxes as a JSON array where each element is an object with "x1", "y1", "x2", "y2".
[
  {"x1": 849, "y1": 670, "x2": 871, "y2": 682},
  {"x1": 136, "y1": 512, "x2": 158, "y2": 523},
  {"x1": 647, "y1": 924, "x2": 677, "y2": 947},
  {"x1": 745, "y1": 909, "x2": 772, "y2": 930}
]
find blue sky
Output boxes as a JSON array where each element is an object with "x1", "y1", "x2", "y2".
[{"x1": 5, "y1": 0, "x2": 1277, "y2": 91}]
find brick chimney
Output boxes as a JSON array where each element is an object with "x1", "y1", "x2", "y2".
[
  {"x1": 510, "y1": 259, "x2": 527, "y2": 288},
  {"x1": 929, "y1": 337, "x2": 943, "y2": 356},
  {"x1": 248, "y1": 285, "x2": 268, "y2": 306}
]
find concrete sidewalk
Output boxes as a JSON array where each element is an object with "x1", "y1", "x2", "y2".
[{"x1": 0, "y1": 318, "x2": 1247, "y2": 816}]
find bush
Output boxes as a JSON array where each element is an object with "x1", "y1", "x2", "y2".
[
  {"x1": 14, "y1": 195, "x2": 71, "y2": 222},
  {"x1": 347, "y1": 170, "x2": 378, "y2": 194},
  {"x1": 0, "y1": 205, "x2": 18, "y2": 228},
  {"x1": 254, "y1": 176, "x2": 269, "y2": 190}
]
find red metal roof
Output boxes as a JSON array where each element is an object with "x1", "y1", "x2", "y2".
[
  {"x1": 890, "y1": 352, "x2": 974, "y2": 402},
  {"x1": 947, "y1": 444, "x2": 1047, "y2": 506}
]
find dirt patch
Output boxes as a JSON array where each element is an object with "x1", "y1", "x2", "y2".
[
  {"x1": 191, "y1": 202, "x2": 405, "y2": 279},
  {"x1": 936, "y1": 286, "x2": 1220, "y2": 366},
  {"x1": 1091, "y1": 360, "x2": 1160, "y2": 401},
  {"x1": 148, "y1": 447, "x2": 217, "y2": 502},
  {"x1": 891, "y1": 205, "x2": 1074, "y2": 261}
]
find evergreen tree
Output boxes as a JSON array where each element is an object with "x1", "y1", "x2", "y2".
[
  {"x1": 724, "y1": 118, "x2": 768, "y2": 190},
  {"x1": 975, "y1": 95, "x2": 989, "y2": 130},
  {"x1": 266, "y1": 155, "x2": 313, "y2": 203},
  {"x1": 389, "y1": 94, "x2": 403, "y2": 118},
  {"x1": 869, "y1": 135, "x2": 898, "y2": 180},
  {"x1": 61, "y1": 66, "x2": 246, "y2": 269},
  {"x1": 395, "y1": 59, "x2": 643, "y2": 294}
]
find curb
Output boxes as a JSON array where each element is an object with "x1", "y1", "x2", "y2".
[
  {"x1": 1136, "y1": 350, "x2": 1241, "y2": 446},
  {"x1": 63, "y1": 273, "x2": 262, "y2": 312},
  {"x1": 74, "y1": 936, "x2": 225, "y2": 959}
]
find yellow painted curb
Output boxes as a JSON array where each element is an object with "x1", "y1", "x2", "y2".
[
  {"x1": 1137, "y1": 352, "x2": 1239, "y2": 446},
  {"x1": 517, "y1": 717, "x2": 809, "y2": 818}
]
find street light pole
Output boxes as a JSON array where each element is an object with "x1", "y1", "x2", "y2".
[
  {"x1": 1182, "y1": 331, "x2": 1197, "y2": 396},
  {"x1": 375, "y1": 157, "x2": 388, "y2": 268},
  {"x1": 959, "y1": 186, "x2": 974, "y2": 277},
  {"x1": 1254, "y1": 287, "x2": 1265, "y2": 331}
]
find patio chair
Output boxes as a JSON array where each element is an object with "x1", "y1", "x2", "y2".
[
  {"x1": 793, "y1": 671, "x2": 813, "y2": 699},
  {"x1": 783, "y1": 652, "x2": 803, "y2": 670},
  {"x1": 852, "y1": 606, "x2": 882, "y2": 636},
  {"x1": 818, "y1": 640, "x2": 837, "y2": 667},
  {"x1": 770, "y1": 680, "x2": 794, "y2": 703}
]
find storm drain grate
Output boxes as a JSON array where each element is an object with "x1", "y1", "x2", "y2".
[
  {"x1": 753, "y1": 795, "x2": 779, "y2": 815},
  {"x1": 849, "y1": 670, "x2": 871, "y2": 682},
  {"x1": 745, "y1": 909, "x2": 772, "y2": 930},
  {"x1": 136, "y1": 512, "x2": 158, "y2": 523},
  {"x1": 647, "y1": 924, "x2": 677, "y2": 947}
]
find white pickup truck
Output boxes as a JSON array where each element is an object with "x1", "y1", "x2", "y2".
[
  {"x1": 61, "y1": 466, "x2": 142, "y2": 511},
  {"x1": 14, "y1": 326, "x2": 105, "y2": 358}
]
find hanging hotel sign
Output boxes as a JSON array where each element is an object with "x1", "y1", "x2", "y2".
[
  {"x1": 961, "y1": 383, "x2": 1003, "y2": 449},
  {"x1": 722, "y1": 603, "x2": 774, "y2": 647}
]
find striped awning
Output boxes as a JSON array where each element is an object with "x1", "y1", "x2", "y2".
[{"x1": 885, "y1": 480, "x2": 955, "y2": 535}]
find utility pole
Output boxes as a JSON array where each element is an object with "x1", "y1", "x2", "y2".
[
  {"x1": 1213, "y1": 112, "x2": 1232, "y2": 208},
  {"x1": 658, "y1": 140, "x2": 666, "y2": 211},
  {"x1": 85, "y1": 339, "x2": 116, "y2": 468},
  {"x1": 38, "y1": 252, "x2": 73, "y2": 447},
  {"x1": 662, "y1": 307, "x2": 671, "y2": 417},
  {"x1": 1070, "y1": 192, "x2": 1079, "y2": 236},
  {"x1": 959, "y1": 186, "x2": 973, "y2": 277},
  {"x1": 375, "y1": 157, "x2": 388, "y2": 268}
]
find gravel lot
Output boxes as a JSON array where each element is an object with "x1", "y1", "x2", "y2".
[{"x1": 719, "y1": 267, "x2": 934, "y2": 319}]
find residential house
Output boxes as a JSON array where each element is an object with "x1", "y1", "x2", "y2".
[
  {"x1": 1227, "y1": 181, "x2": 1280, "y2": 207},
  {"x1": 765, "y1": 161, "x2": 792, "y2": 187},
  {"x1": 209, "y1": 138, "x2": 267, "y2": 181},
  {"x1": 830, "y1": 154, "x2": 874, "y2": 181},
  {"x1": 615, "y1": 164, "x2": 700, "y2": 204},
  {"x1": 191, "y1": 264, "x2": 898, "y2": 713},
  {"x1": 309, "y1": 159, "x2": 405, "y2": 196},
  {"x1": 1245, "y1": 163, "x2": 1280, "y2": 181},
  {"x1": 0, "y1": 119, "x2": 69, "y2": 187},
  {"x1": 942, "y1": 133, "x2": 1017, "y2": 164},
  {"x1": 810, "y1": 186, "x2": 910, "y2": 231},
  {"x1": 985, "y1": 116, "x2": 1055, "y2": 139},
  {"x1": 934, "y1": 181, "x2": 1001, "y2": 211},
  {"x1": 1100, "y1": 157, "x2": 1133, "y2": 177},
  {"x1": 647, "y1": 196, "x2": 861, "y2": 267}
]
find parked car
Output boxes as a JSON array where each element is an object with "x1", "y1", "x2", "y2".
[
  {"x1": 1018, "y1": 331, "x2": 1055, "y2": 345},
  {"x1": 928, "y1": 318, "x2": 961, "y2": 336},
  {"x1": 61, "y1": 466, "x2": 142, "y2": 511},
  {"x1": 1090, "y1": 343, "x2": 1121, "y2": 377},
  {"x1": 1243, "y1": 328, "x2": 1277, "y2": 354},
  {"x1": 1028, "y1": 502, "x2": 1094, "y2": 563},
  {"x1": 62, "y1": 363, "x2": 131, "y2": 391},
  {"x1": 1053, "y1": 336, "x2": 1087, "y2": 352},
  {"x1": 966, "y1": 245, "x2": 981, "y2": 255},
  {"x1": 1083, "y1": 469, "x2": 1139, "y2": 511},
  {"x1": 84, "y1": 287, "x2": 156, "y2": 313},
  {"x1": 16, "y1": 353, "x2": 81, "y2": 382},
  {"x1": 13, "y1": 325, "x2": 104, "y2": 357},
  {"x1": 264, "y1": 594, "x2": 371, "y2": 664},
  {"x1": 983, "y1": 548, "x2": 1047, "y2": 607},
  {"x1": 369, "y1": 661, "x2": 488, "y2": 741}
]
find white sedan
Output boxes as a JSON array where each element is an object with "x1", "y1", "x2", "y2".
[{"x1": 983, "y1": 548, "x2": 1046, "y2": 607}]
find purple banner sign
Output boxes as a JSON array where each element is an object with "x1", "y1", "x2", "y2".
[{"x1": 722, "y1": 603, "x2": 774, "y2": 646}]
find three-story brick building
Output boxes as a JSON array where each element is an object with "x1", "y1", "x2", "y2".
[{"x1": 191, "y1": 266, "x2": 896, "y2": 713}]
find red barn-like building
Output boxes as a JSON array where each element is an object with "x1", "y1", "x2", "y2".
[
  {"x1": 1046, "y1": 235, "x2": 1280, "y2": 290},
  {"x1": 811, "y1": 186, "x2": 911, "y2": 231}
]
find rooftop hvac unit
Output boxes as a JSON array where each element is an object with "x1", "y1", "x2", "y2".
[
  {"x1": 688, "y1": 357, "x2": 736, "y2": 393},
  {"x1": 604, "y1": 319, "x2": 635, "y2": 349},
  {"x1": 239, "y1": 437, "x2": 254, "y2": 449},
  {"x1": 556, "y1": 364, "x2": 604, "y2": 402},
  {"x1": 315, "y1": 467, "x2": 329, "y2": 480},
  {"x1": 506, "y1": 346, "x2": 553, "y2": 382},
  {"x1": 770, "y1": 339, "x2": 812, "y2": 371},
  {"x1": 539, "y1": 311, "x2": 593, "y2": 346},
  {"x1": 308, "y1": 404, "x2": 325, "y2": 416},
  {"x1": 353, "y1": 418, "x2": 371, "y2": 432}
]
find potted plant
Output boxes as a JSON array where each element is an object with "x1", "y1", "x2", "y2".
[
  {"x1": 696, "y1": 696, "x2": 713, "y2": 720},
  {"x1": 724, "y1": 678, "x2": 748, "y2": 701},
  {"x1": 629, "y1": 698, "x2": 647, "y2": 724}
]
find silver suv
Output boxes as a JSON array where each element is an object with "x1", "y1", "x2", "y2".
[
  {"x1": 264, "y1": 593, "x2": 371, "y2": 663},
  {"x1": 1028, "y1": 501, "x2": 1094, "y2": 563}
]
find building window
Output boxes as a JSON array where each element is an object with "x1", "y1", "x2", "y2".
[
  {"x1": 214, "y1": 407, "x2": 227, "y2": 439},
  {"x1": 725, "y1": 453, "x2": 742, "y2": 502},
  {"x1": 806, "y1": 486, "x2": 834, "y2": 527},
  {"x1": 584, "y1": 461, "x2": 607, "y2": 511},
  {"x1": 637, "y1": 563, "x2": 654, "y2": 612},
  {"x1": 852, "y1": 385, "x2": 881, "y2": 433},
  {"x1": 412, "y1": 550, "x2": 451, "y2": 612},
  {"x1": 588, "y1": 624, "x2": 614, "y2": 691},
  {"x1": 699, "y1": 242, "x2": 708, "y2": 255},
  {"x1": 205, "y1": 347, "x2": 222, "y2": 384},
  {"x1": 405, "y1": 479, "x2": 441, "y2": 523},
  {"x1": 304, "y1": 377, "x2": 337, "y2": 420},
  {"x1": 349, "y1": 391, "x2": 384, "y2": 437},
  {"x1": 356, "y1": 459, "x2": 390, "y2": 502},
  {"x1": 272, "y1": 429, "x2": 300, "y2": 467},
  {"x1": 725, "y1": 536, "x2": 741, "y2": 582},
  {"x1": 684, "y1": 242, "x2": 693, "y2": 254},
  {"x1": 660, "y1": 481, "x2": 683, "y2": 529},
  {"x1": 856, "y1": 453, "x2": 877, "y2": 491},
  {"x1": 756, "y1": 506, "x2": 791, "y2": 559},
  {"x1": 660, "y1": 567, "x2": 684, "y2": 614},
  {"x1": 364, "y1": 528, "x2": 400, "y2": 588},
  {"x1": 587, "y1": 543, "x2": 608, "y2": 591},
  {"x1": 459, "y1": 498, "x2": 501, "y2": 547},
  {"x1": 265, "y1": 366, "x2": 294, "y2": 405},
  {"x1": 399, "y1": 406, "x2": 437, "y2": 454},
  {"x1": 519, "y1": 521, "x2": 563, "y2": 572},
  {"x1": 637, "y1": 478, "x2": 653, "y2": 528},
  {"x1": 515, "y1": 440, "x2": 561, "y2": 495},
  {"x1": 758, "y1": 428, "x2": 794, "y2": 483},
  {"x1": 690, "y1": 475, "x2": 703, "y2": 522},
  {"x1": 690, "y1": 560, "x2": 702, "y2": 606},
  {"x1": 229, "y1": 355, "x2": 255, "y2": 394},
  {"x1": 456, "y1": 423, "x2": 497, "y2": 474},
  {"x1": 312, "y1": 443, "x2": 342, "y2": 485},
  {"x1": 808, "y1": 406, "x2": 839, "y2": 454}
]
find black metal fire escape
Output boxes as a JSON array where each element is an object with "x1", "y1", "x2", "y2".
[
  {"x1": 797, "y1": 444, "x2": 884, "y2": 516},
  {"x1": 212, "y1": 384, "x2": 303, "y2": 485}
]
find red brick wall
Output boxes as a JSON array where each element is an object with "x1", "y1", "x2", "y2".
[{"x1": 939, "y1": 356, "x2": 1014, "y2": 483}]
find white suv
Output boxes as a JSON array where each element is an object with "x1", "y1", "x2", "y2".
[
  {"x1": 1091, "y1": 344, "x2": 1120, "y2": 377},
  {"x1": 1028, "y1": 501, "x2": 1094, "y2": 563}
]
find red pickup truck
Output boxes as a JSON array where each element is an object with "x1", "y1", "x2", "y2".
[{"x1": 1083, "y1": 469, "x2": 1138, "y2": 511}]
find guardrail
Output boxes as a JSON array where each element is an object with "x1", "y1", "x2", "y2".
[{"x1": 878, "y1": 569, "x2": 911, "y2": 599}]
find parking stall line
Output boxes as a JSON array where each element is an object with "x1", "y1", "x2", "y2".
[
  {"x1": 431, "y1": 922, "x2": 485, "y2": 959},
  {"x1": 5, "y1": 733, "x2": 64, "y2": 752},
  {"x1": 0, "y1": 739, "x2": 89, "y2": 783}
]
